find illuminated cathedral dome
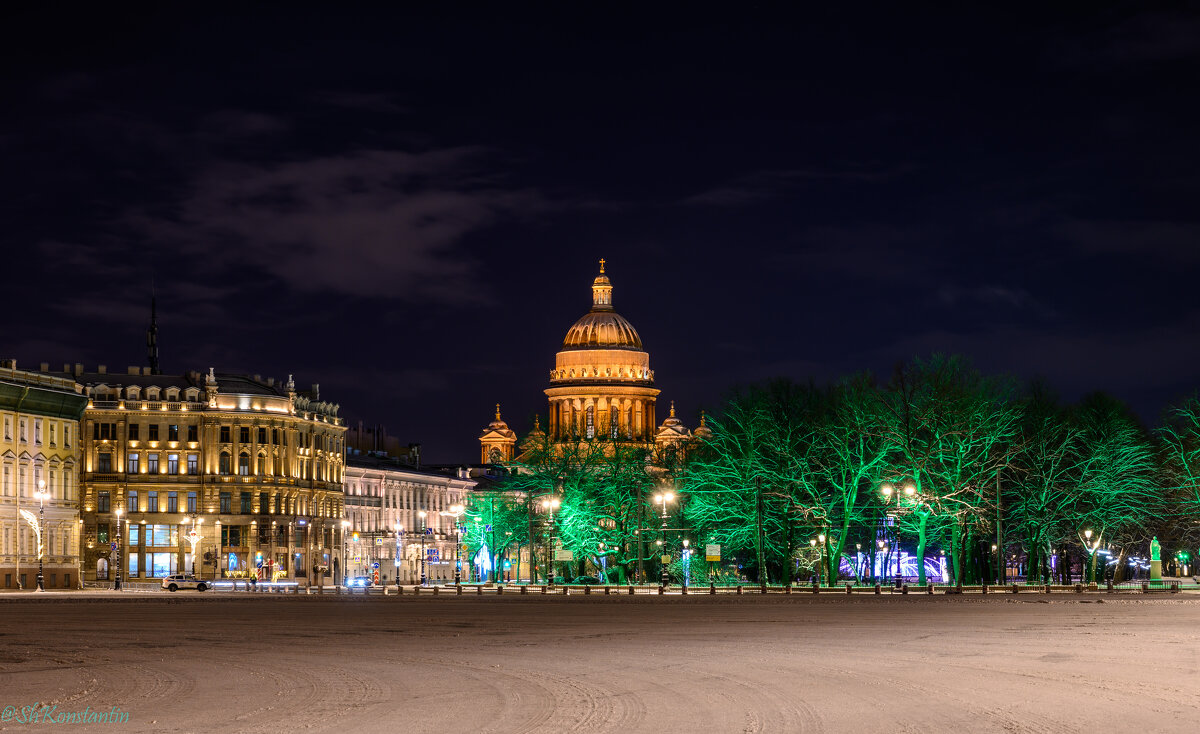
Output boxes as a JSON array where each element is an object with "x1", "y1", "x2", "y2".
[{"x1": 561, "y1": 259, "x2": 644, "y2": 351}]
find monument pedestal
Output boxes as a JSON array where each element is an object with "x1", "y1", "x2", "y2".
[{"x1": 1151, "y1": 559, "x2": 1162, "y2": 581}]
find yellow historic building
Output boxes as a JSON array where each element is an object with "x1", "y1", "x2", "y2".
[
  {"x1": 0, "y1": 361, "x2": 88, "y2": 589},
  {"x1": 65, "y1": 365, "x2": 346, "y2": 585},
  {"x1": 481, "y1": 260, "x2": 706, "y2": 460}
]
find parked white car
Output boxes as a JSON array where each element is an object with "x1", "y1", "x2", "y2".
[{"x1": 161, "y1": 574, "x2": 209, "y2": 592}]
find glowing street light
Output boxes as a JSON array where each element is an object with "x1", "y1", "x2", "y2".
[
  {"x1": 654, "y1": 492, "x2": 675, "y2": 588},
  {"x1": 394, "y1": 523, "x2": 403, "y2": 588}
]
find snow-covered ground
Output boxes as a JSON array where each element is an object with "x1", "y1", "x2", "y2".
[{"x1": 1, "y1": 593, "x2": 1197, "y2": 733}]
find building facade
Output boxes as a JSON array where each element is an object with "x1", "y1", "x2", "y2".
[
  {"x1": 0, "y1": 362, "x2": 88, "y2": 589},
  {"x1": 64, "y1": 365, "x2": 346, "y2": 586},
  {"x1": 343, "y1": 454, "x2": 475, "y2": 584}
]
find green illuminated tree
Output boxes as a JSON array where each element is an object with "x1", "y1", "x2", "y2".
[
  {"x1": 463, "y1": 488, "x2": 530, "y2": 582},
  {"x1": 1160, "y1": 394, "x2": 1200, "y2": 548},
  {"x1": 1074, "y1": 393, "x2": 1160, "y2": 582},
  {"x1": 878, "y1": 355, "x2": 1020, "y2": 585},
  {"x1": 499, "y1": 429, "x2": 656, "y2": 584}
]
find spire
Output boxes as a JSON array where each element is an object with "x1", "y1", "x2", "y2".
[
  {"x1": 591, "y1": 259, "x2": 613, "y2": 310},
  {"x1": 495, "y1": 403, "x2": 502, "y2": 421},
  {"x1": 699, "y1": 410, "x2": 707, "y2": 427},
  {"x1": 670, "y1": 400, "x2": 676, "y2": 418},
  {"x1": 146, "y1": 289, "x2": 160, "y2": 375}
]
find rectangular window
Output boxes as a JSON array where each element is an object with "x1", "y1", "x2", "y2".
[
  {"x1": 147, "y1": 491, "x2": 158, "y2": 513},
  {"x1": 219, "y1": 492, "x2": 231, "y2": 513},
  {"x1": 167, "y1": 492, "x2": 178, "y2": 513},
  {"x1": 126, "y1": 453, "x2": 140, "y2": 474},
  {"x1": 97, "y1": 524, "x2": 109, "y2": 545},
  {"x1": 260, "y1": 492, "x2": 269, "y2": 514},
  {"x1": 49, "y1": 423, "x2": 56, "y2": 446},
  {"x1": 239, "y1": 427, "x2": 250, "y2": 444},
  {"x1": 97, "y1": 453, "x2": 113, "y2": 473},
  {"x1": 127, "y1": 491, "x2": 138, "y2": 513},
  {"x1": 2, "y1": 465, "x2": 9, "y2": 496},
  {"x1": 98, "y1": 491, "x2": 110, "y2": 513},
  {"x1": 147, "y1": 454, "x2": 159, "y2": 473},
  {"x1": 257, "y1": 455, "x2": 266, "y2": 475},
  {"x1": 148, "y1": 424, "x2": 159, "y2": 441},
  {"x1": 150, "y1": 552, "x2": 174, "y2": 578},
  {"x1": 240, "y1": 492, "x2": 251, "y2": 514},
  {"x1": 187, "y1": 491, "x2": 197, "y2": 513},
  {"x1": 128, "y1": 523, "x2": 139, "y2": 545},
  {"x1": 610, "y1": 406, "x2": 619, "y2": 439},
  {"x1": 64, "y1": 425, "x2": 70, "y2": 447},
  {"x1": 187, "y1": 425, "x2": 198, "y2": 442},
  {"x1": 220, "y1": 426, "x2": 230, "y2": 443},
  {"x1": 274, "y1": 495, "x2": 281, "y2": 514},
  {"x1": 19, "y1": 419, "x2": 27, "y2": 442},
  {"x1": 128, "y1": 554, "x2": 138, "y2": 578},
  {"x1": 168, "y1": 453, "x2": 179, "y2": 474},
  {"x1": 168, "y1": 424, "x2": 179, "y2": 442},
  {"x1": 151, "y1": 524, "x2": 171, "y2": 546},
  {"x1": 219, "y1": 453, "x2": 231, "y2": 475},
  {"x1": 257, "y1": 427, "x2": 267, "y2": 444},
  {"x1": 187, "y1": 454, "x2": 198, "y2": 475},
  {"x1": 272, "y1": 428, "x2": 279, "y2": 445},
  {"x1": 238, "y1": 454, "x2": 250, "y2": 476},
  {"x1": 3, "y1": 416, "x2": 9, "y2": 440},
  {"x1": 34, "y1": 419, "x2": 41, "y2": 444},
  {"x1": 128, "y1": 424, "x2": 140, "y2": 440}
]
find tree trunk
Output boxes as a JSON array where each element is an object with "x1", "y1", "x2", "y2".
[
  {"x1": 754, "y1": 477, "x2": 767, "y2": 584},
  {"x1": 915, "y1": 513, "x2": 928, "y2": 586}
]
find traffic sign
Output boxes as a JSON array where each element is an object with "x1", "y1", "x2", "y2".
[
  {"x1": 554, "y1": 550, "x2": 574, "y2": 562},
  {"x1": 705, "y1": 544, "x2": 721, "y2": 562},
  {"x1": 661, "y1": 555, "x2": 671, "y2": 564},
  {"x1": 372, "y1": 562, "x2": 379, "y2": 569},
  {"x1": 485, "y1": 524, "x2": 492, "y2": 532},
  {"x1": 110, "y1": 541, "x2": 117, "y2": 552}
]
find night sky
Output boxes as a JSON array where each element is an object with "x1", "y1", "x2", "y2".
[{"x1": 4, "y1": 6, "x2": 1199, "y2": 461}]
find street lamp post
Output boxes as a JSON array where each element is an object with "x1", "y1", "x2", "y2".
[
  {"x1": 394, "y1": 523, "x2": 403, "y2": 588},
  {"x1": 114, "y1": 507, "x2": 123, "y2": 591},
  {"x1": 1082, "y1": 529, "x2": 1098, "y2": 584},
  {"x1": 34, "y1": 480, "x2": 47, "y2": 592},
  {"x1": 186, "y1": 515, "x2": 203, "y2": 576},
  {"x1": 681, "y1": 539, "x2": 691, "y2": 588},
  {"x1": 418, "y1": 510, "x2": 427, "y2": 585},
  {"x1": 540, "y1": 498, "x2": 560, "y2": 585},
  {"x1": 341, "y1": 519, "x2": 350, "y2": 586},
  {"x1": 654, "y1": 492, "x2": 674, "y2": 588},
  {"x1": 442, "y1": 504, "x2": 464, "y2": 585},
  {"x1": 215, "y1": 519, "x2": 222, "y2": 580}
]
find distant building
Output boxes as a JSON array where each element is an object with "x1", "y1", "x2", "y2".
[
  {"x1": 480, "y1": 260, "x2": 707, "y2": 461},
  {"x1": 343, "y1": 452, "x2": 475, "y2": 583},
  {"x1": 50, "y1": 363, "x2": 347, "y2": 586},
  {"x1": 0, "y1": 361, "x2": 88, "y2": 589}
]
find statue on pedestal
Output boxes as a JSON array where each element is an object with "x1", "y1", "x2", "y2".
[{"x1": 1150, "y1": 536, "x2": 1162, "y2": 581}]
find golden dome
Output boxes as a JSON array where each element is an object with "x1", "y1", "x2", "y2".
[{"x1": 561, "y1": 259, "x2": 644, "y2": 351}]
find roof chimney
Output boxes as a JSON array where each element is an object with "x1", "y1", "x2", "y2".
[
  {"x1": 39, "y1": 362, "x2": 49, "y2": 372},
  {"x1": 97, "y1": 365, "x2": 106, "y2": 374},
  {"x1": 74, "y1": 363, "x2": 83, "y2": 377},
  {"x1": 311, "y1": 384, "x2": 319, "y2": 400},
  {"x1": 128, "y1": 366, "x2": 140, "y2": 375}
]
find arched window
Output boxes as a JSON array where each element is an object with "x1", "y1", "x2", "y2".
[
  {"x1": 586, "y1": 405, "x2": 595, "y2": 439},
  {"x1": 238, "y1": 452, "x2": 250, "y2": 476},
  {"x1": 219, "y1": 452, "x2": 231, "y2": 475},
  {"x1": 257, "y1": 453, "x2": 266, "y2": 475}
]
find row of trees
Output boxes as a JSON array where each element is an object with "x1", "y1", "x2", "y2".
[{"x1": 465, "y1": 355, "x2": 1200, "y2": 586}]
